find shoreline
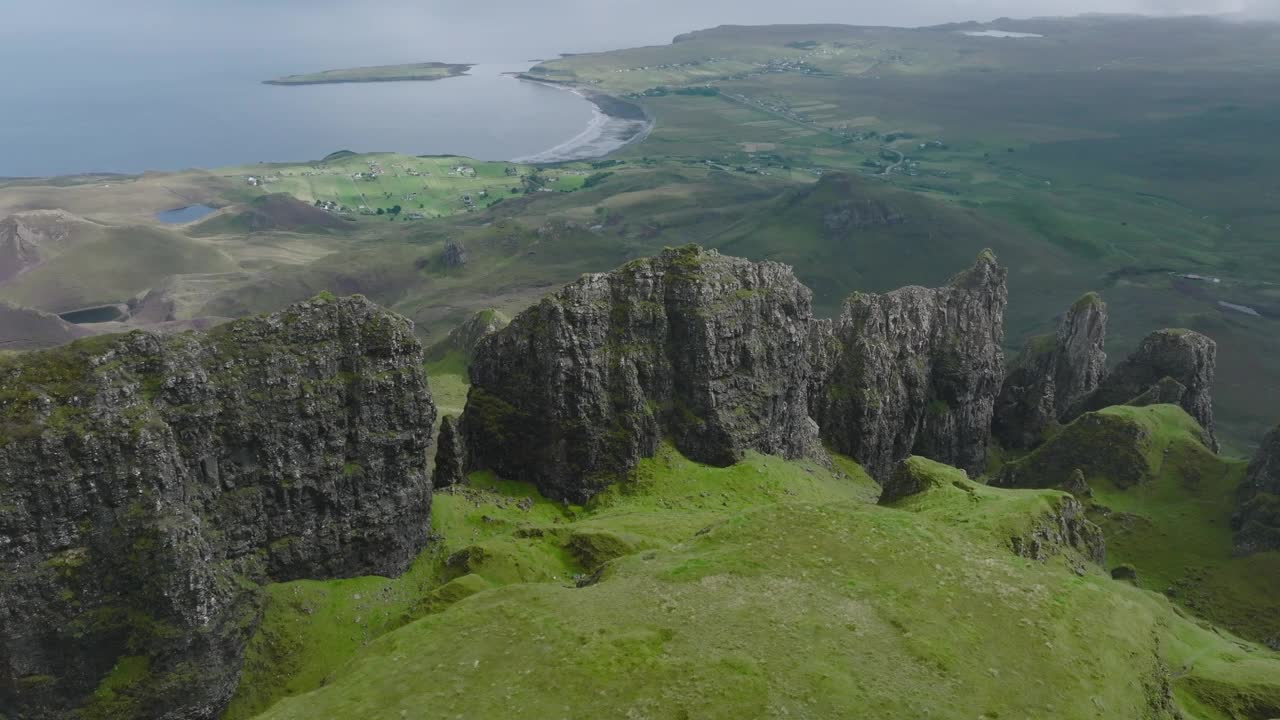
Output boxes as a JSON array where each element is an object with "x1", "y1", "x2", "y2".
[{"x1": 510, "y1": 74, "x2": 654, "y2": 164}]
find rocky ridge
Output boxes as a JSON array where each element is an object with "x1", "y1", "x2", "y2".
[
  {"x1": 460, "y1": 245, "x2": 824, "y2": 502},
  {"x1": 0, "y1": 295, "x2": 434, "y2": 719},
  {"x1": 427, "y1": 308, "x2": 509, "y2": 366},
  {"x1": 459, "y1": 247, "x2": 1011, "y2": 500},
  {"x1": 1234, "y1": 424, "x2": 1280, "y2": 555},
  {"x1": 993, "y1": 293, "x2": 1108, "y2": 449},
  {"x1": 0, "y1": 211, "x2": 77, "y2": 282},
  {"x1": 1080, "y1": 328, "x2": 1218, "y2": 451},
  {"x1": 811, "y1": 250, "x2": 1008, "y2": 479}
]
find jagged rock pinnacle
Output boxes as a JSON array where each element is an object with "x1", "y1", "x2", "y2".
[{"x1": 811, "y1": 250, "x2": 1008, "y2": 479}]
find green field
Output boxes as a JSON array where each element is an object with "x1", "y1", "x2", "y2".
[
  {"x1": 217, "y1": 153, "x2": 597, "y2": 221},
  {"x1": 263, "y1": 62, "x2": 472, "y2": 85}
]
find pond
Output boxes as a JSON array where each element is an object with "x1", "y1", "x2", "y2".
[
  {"x1": 59, "y1": 305, "x2": 128, "y2": 324},
  {"x1": 156, "y1": 205, "x2": 218, "y2": 224}
]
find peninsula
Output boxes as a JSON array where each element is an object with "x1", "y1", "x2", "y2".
[{"x1": 263, "y1": 61, "x2": 472, "y2": 86}]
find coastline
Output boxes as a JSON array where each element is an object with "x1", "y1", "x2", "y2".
[
  {"x1": 510, "y1": 74, "x2": 653, "y2": 164},
  {"x1": 264, "y1": 62, "x2": 473, "y2": 86}
]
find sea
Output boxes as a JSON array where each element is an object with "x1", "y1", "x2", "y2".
[
  {"x1": 0, "y1": 0, "x2": 1058, "y2": 177},
  {"x1": 0, "y1": 2, "x2": 628, "y2": 178},
  {"x1": 0, "y1": 55, "x2": 600, "y2": 177}
]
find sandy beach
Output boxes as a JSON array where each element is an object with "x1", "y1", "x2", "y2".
[{"x1": 512, "y1": 77, "x2": 653, "y2": 164}]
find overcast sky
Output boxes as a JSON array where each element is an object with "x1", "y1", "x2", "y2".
[{"x1": 2, "y1": 0, "x2": 1276, "y2": 63}]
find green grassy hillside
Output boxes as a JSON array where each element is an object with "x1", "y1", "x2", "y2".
[
  {"x1": 232, "y1": 444, "x2": 1280, "y2": 720},
  {"x1": 997, "y1": 404, "x2": 1280, "y2": 646},
  {"x1": 709, "y1": 171, "x2": 1087, "y2": 323},
  {"x1": 0, "y1": 219, "x2": 238, "y2": 313}
]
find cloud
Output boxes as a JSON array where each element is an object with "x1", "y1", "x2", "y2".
[{"x1": 1, "y1": 0, "x2": 1275, "y2": 62}]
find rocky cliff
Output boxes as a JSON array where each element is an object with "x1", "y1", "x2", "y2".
[
  {"x1": 1234, "y1": 424, "x2": 1280, "y2": 555},
  {"x1": 1081, "y1": 329, "x2": 1218, "y2": 451},
  {"x1": 993, "y1": 293, "x2": 1108, "y2": 449},
  {"x1": 460, "y1": 245, "x2": 823, "y2": 502},
  {"x1": 0, "y1": 295, "x2": 434, "y2": 719},
  {"x1": 426, "y1": 308, "x2": 509, "y2": 367},
  {"x1": 434, "y1": 414, "x2": 466, "y2": 488},
  {"x1": 811, "y1": 251, "x2": 1008, "y2": 479}
]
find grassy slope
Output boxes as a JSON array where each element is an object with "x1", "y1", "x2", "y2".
[
  {"x1": 214, "y1": 154, "x2": 590, "y2": 222},
  {"x1": 224, "y1": 446, "x2": 877, "y2": 718},
  {"x1": 998, "y1": 404, "x2": 1280, "y2": 645},
  {"x1": 238, "y1": 446, "x2": 1280, "y2": 720},
  {"x1": 1084, "y1": 408, "x2": 1280, "y2": 646},
  {"x1": 0, "y1": 224, "x2": 239, "y2": 312},
  {"x1": 709, "y1": 171, "x2": 1087, "y2": 324}
]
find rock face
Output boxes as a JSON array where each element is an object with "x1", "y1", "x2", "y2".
[
  {"x1": 1011, "y1": 495, "x2": 1106, "y2": 566},
  {"x1": 1082, "y1": 329, "x2": 1218, "y2": 451},
  {"x1": 0, "y1": 211, "x2": 74, "y2": 282},
  {"x1": 427, "y1": 308, "x2": 510, "y2": 366},
  {"x1": 434, "y1": 415, "x2": 466, "y2": 488},
  {"x1": 993, "y1": 293, "x2": 1108, "y2": 449},
  {"x1": 460, "y1": 246, "x2": 822, "y2": 502},
  {"x1": 442, "y1": 239, "x2": 469, "y2": 268},
  {"x1": 0, "y1": 296, "x2": 434, "y2": 719},
  {"x1": 811, "y1": 251, "x2": 1008, "y2": 479},
  {"x1": 1233, "y1": 425, "x2": 1280, "y2": 555}
]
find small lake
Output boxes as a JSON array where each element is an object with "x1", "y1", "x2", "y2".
[
  {"x1": 59, "y1": 305, "x2": 128, "y2": 324},
  {"x1": 156, "y1": 205, "x2": 218, "y2": 224}
]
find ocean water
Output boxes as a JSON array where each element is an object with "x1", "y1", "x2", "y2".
[
  {"x1": 0, "y1": 0, "x2": 1097, "y2": 177},
  {"x1": 0, "y1": 54, "x2": 595, "y2": 177}
]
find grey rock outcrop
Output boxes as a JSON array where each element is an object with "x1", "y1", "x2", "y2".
[
  {"x1": 460, "y1": 245, "x2": 823, "y2": 503},
  {"x1": 442, "y1": 239, "x2": 469, "y2": 268},
  {"x1": 0, "y1": 295, "x2": 434, "y2": 719},
  {"x1": 427, "y1": 308, "x2": 510, "y2": 366},
  {"x1": 993, "y1": 293, "x2": 1108, "y2": 449},
  {"x1": 0, "y1": 210, "x2": 75, "y2": 282},
  {"x1": 811, "y1": 251, "x2": 1008, "y2": 480},
  {"x1": 1233, "y1": 424, "x2": 1280, "y2": 555},
  {"x1": 1011, "y1": 495, "x2": 1106, "y2": 566},
  {"x1": 434, "y1": 415, "x2": 466, "y2": 488},
  {"x1": 1082, "y1": 329, "x2": 1218, "y2": 451}
]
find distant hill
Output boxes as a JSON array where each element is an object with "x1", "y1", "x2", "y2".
[
  {"x1": 0, "y1": 210, "x2": 78, "y2": 282},
  {"x1": 0, "y1": 210, "x2": 238, "y2": 313},
  {"x1": 0, "y1": 301, "x2": 93, "y2": 350},
  {"x1": 710, "y1": 172, "x2": 1087, "y2": 334},
  {"x1": 191, "y1": 194, "x2": 352, "y2": 235}
]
